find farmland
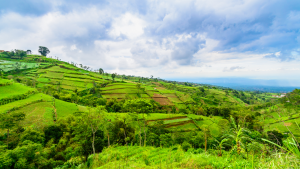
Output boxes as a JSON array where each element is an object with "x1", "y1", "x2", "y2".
[{"x1": 0, "y1": 54, "x2": 299, "y2": 168}]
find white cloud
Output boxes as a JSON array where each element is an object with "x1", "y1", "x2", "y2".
[
  {"x1": 1, "y1": 0, "x2": 300, "y2": 84},
  {"x1": 70, "y1": 45, "x2": 77, "y2": 50},
  {"x1": 108, "y1": 13, "x2": 147, "y2": 39}
]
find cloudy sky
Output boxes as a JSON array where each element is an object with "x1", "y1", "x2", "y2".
[{"x1": 1, "y1": 0, "x2": 300, "y2": 86}]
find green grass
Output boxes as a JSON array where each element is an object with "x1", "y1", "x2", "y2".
[
  {"x1": 158, "y1": 89, "x2": 177, "y2": 94},
  {"x1": 146, "y1": 113, "x2": 186, "y2": 120},
  {"x1": 0, "y1": 93, "x2": 53, "y2": 113},
  {"x1": 13, "y1": 102, "x2": 54, "y2": 128},
  {"x1": 168, "y1": 122, "x2": 198, "y2": 130},
  {"x1": 102, "y1": 88, "x2": 142, "y2": 94},
  {"x1": 43, "y1": 72, "x2": 64, "y2": 79},
  {"x1": 62, "y1": 80, "x2": 89, "y2": 88},
  {"x1": 190, "y1": 115, "x2": 225, "y2": 137},
  {"x1": 46, "y1": 66, "x2": 68, "y2": 72},
  {"x1": 163, "y1": 118, "x2": 191, "y2": 124},
  {"x1": 0, "y1": 79, "x2": 12, "y2": 86},
  {"x1": 55, "y1": 99, "x2": 79, "y2": 118},
  {"x1": 0, "y1": 60, "x2": 45, "y2": 72},
  {"x1": 37, "y1": 78, "x2": 50, "y2": 83},
  {"x1": 64, "y1": 73, "x2": 98, "y2": 80},
  {"x1": 0, "y1": 83, "x2": 36, "y2": 100},
  {"x1": 88, "y1": 146, "x2": 299, "y2": 169}
]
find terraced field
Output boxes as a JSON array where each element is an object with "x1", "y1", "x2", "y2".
[
  {"x1": 147, "y1": 115, "x2": 200, "y2": 131},
  {"x1": 0, "y1": 81, "x2": 81, "y2": 134},
  {"x1": 0, "y1": 83, "x2": 36, "y2": 100},
  {"x1": 0, "y1": 60, "x2": 49, "y2": 72}
]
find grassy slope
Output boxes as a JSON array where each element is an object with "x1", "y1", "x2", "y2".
[
  {"x1": 0, "y1": 83, "x2": 36, "y2": 100},
  {"x1": 88, "y1": 146, "x2": 298, "y2": 169}
]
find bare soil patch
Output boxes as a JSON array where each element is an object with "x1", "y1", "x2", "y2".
[
  {"x1": 153, "y1": 93, "x2": 167, "y2": 98},
  {"x1": 284, "y1": 122, "x2": 292, "y2": 126},
  {"x1": 152, "y1": 97, "x2": 172, "y2": 105}
]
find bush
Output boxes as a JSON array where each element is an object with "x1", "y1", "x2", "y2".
[{"x1": 182, "y1": 141, "x2": 192, "y2": 151}]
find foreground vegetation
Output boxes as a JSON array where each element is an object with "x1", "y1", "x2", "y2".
[{"x1": 0, "y1": 50, "x2": 300, "y2": 168}]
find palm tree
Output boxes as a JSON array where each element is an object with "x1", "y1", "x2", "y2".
[{"x1": 223, "y1": 116, "x2": 252, "y2": 155}]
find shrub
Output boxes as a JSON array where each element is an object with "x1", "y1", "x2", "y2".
[{"x1": 182, "y1": 141, "x2": 192, "y2": 151}]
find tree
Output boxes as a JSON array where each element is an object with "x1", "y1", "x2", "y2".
[
  {"x1": 99, "y1": 68, "x2": 104, "y2": 75},
  {"x1": 26, "y1": 50, "x2": 32, "y2": 54},
  {"x1": 38, "y1": 46, "x2": 50, "y2": 56},
  {"x1": 13, "y1": 62, "x2": 21, "y2": 73},
  {"x1": 0, "y1": 68, "x2": 4, "y2": 78},
  {"x1": 111, "y1": 73, "x2": 116, "y2": 82},
  {"x1": 122, "y1": 75, "x2": 125, "y2": 82},
  {"x1": 123, "y1": 99, "x2": 153, "y2": 146},
  {"x1": 136, "y1": 83, "x2": 141, "y2": 97},
  {"x1": 201, "y1": 125, "x2": 211, "y2": 152},
  {"x1": 0, "y1": 112, "x2": 25, "y2": 148},
  {"x1": 84, "y1": 106, "x2": 107, "y2": 155}
]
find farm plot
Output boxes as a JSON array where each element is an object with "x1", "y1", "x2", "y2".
[
  {"x1": 0, "y1": 93, "x2": 53, "y2": 113},
  {"x1": 55, "y1": 99, "x2": 79, "y2": 118},
  {"x1": 0, "y1": 79, "x2": 12, "y2": 86},
  {"x1": 102, "y1": 88, "x2": 141, "y2": 94},
  {"x1": 146, "y1": 113, "x2": 186, "y2": 121},
  {"x1": 145, "y1": 90, "x2": 161, "y2": 97},
  {"x1": 190, "y1": 115, "x2": 226, "y2": 137},
  {"x1": 0, "y1": 60, "x2": 46, "y2": 72},
  {"x1": 13, "y1": 102, "x2": 55, "y2": 128},
  {"x1": 63, "y1": 77, "x2": 95, "y2": 83},
  {"x1": 61, "y1": 80, "x2": 90, "y2": 88},
  {"x1": 174, "y1": 92, "x2": 194, "y2": 102},
  {"x1": 0, "y1": 83, "x2": 36, "y2": 100},
  {"x1": 152, "y1": 97, "x2": 172, "y2": 105},
  {"x1": 42, "y1": 72, "x2": 64, "y2": 79},
  {"x1": 46, "y1": 66, "x2": 68, "y2": 73},
  {"x1": 64, "y1": 73, "x2": 99, "y2": 81},
  {"x1": 37, "y1": 78, "x2": 51, "y2": 83},
  {"x1": 146, "y1": 114, "x2": 198, "y2": 131}
]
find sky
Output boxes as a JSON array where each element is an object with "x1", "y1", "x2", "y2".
[{"x1": 1, "y1": 0, "x2": 300, "y2": 86}]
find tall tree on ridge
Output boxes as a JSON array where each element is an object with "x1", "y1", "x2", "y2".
[
  {"x1": 111, "y1": 73, "x2": 116, "y2": 82},
  {"x1": 38, "y1": 46, "x2": 50, "y2": 56},
  {"x1": 99, "y1": 68, "x2": 104, "y2": 75}
]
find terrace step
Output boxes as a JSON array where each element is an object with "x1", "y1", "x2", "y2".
[
  {"x1": 165, "y1": 120, "x2": 194, "y2": 128},
  {"x1": 147, "y1": 116, "x2": 187, "y2": 123}
]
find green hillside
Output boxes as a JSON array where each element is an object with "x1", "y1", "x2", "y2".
[{"x1": 0, "y1": 53, "x2": 299, "y2": 168}]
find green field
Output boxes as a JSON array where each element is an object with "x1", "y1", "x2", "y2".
[{"x1": 0, "y1": 83, "x2": 36, "y2": 99}]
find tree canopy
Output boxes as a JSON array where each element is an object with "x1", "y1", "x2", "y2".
[{"x1": 38, "y1": 46, "x2": 50, "y2": 56}]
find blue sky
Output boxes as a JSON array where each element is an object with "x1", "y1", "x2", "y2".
[{"x1": 1, "y1": 0, "x2": 300, "y2": 86}]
